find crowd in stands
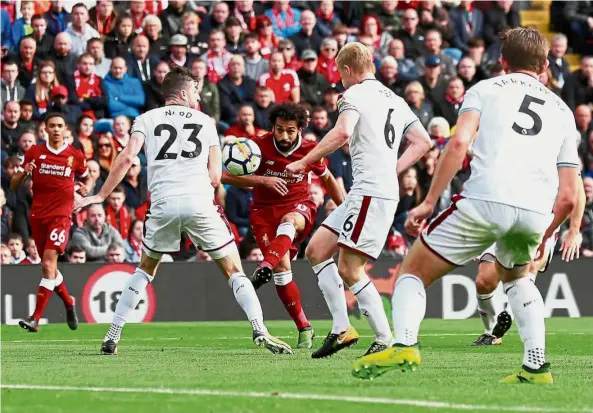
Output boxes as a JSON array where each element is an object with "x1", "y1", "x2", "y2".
[{"x1": 1, "y1": 0, "x2": 592, "y2": 265}]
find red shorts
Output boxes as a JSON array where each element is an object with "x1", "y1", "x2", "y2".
[
  {"x1": 30, "y1": 216, "x2": 72, "y2": 257},
  {"x1": 251, "y1": 200, "x2": 317, "y2": 259}
]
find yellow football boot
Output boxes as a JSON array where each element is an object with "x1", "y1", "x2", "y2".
[
  {"x1": 352, "y1": 344, "x2": 421, "y2": 380},
  {"x1": 500, "y1": 363, "x2": 553, "y2": 384}
]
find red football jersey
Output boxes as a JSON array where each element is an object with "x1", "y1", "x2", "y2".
[
  {"x1": 258, "y1": 70, "x2": 300, "y2": 104},
  {"x1": 251, "y1": 133, "x2": 327, "y2": 208},
  {"x1": 24, "y1": 142, "x2": 88, "y2": 219}
]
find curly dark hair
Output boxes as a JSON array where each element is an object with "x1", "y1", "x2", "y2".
[{"x1": 269, "y1": 102, "x2": 309, "y2": 129}]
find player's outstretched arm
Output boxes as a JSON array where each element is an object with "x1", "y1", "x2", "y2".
[
  {"x1": 560, "y1": 175, "x2": 586, "y2": 261},
  {"x1": 320, "y1": 171, "x2": 345, "y2": 206},
  {"x1": 208, "y1": 145, "x2": 223, "y2": 188},
  {"x1": 221, "y1": 171, "x2": 289, "y2": 196},
  {"x1": 397, "y1": 121, "x2": 433, "y2": 175}
]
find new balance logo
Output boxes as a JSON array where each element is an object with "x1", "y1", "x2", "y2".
[
  {"x1": 129, "y1": 286, "x2": 140, "y2": 295},
  {"x1": 265, "y1": 160, "x2": 275, "y2": 165},
  {"x1": 40, "y1": 155, "x2": 47, "y2": 159}
]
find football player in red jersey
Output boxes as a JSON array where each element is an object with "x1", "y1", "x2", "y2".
[
  {"x1": 223, "y1": 102, "x2": 345, "y2": 349},
  {"x1": 11, "y1": 112, "x2": 90, "y2": 332}
]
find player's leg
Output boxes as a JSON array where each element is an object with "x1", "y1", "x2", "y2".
[
  {"x1": 307, "y1": 209, "x2": 360, "y2": 358},
  {"x1": 472, "y1": 256, "x2": 507, "y2": 346}
]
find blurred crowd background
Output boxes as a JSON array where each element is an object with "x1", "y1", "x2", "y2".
[{"x1": 1, "y1": 0, "x2": 592, "y2": 265}]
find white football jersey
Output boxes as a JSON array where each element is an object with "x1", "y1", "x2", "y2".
[
  {"x1": 460, "y1": 72, "x2": 580, "y2": 215},
  {"x1": 338, "y1": 79, "x2": 419, "y2": 200},
  {"x1": 131, "y1": 105, "x2": 220, "y2": 203}
]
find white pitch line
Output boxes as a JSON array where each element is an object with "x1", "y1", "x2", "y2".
[{"x1": 2, "y1": 384, "x2": 592, "y2": 413}]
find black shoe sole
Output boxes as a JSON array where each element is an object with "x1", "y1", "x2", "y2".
[
  {"x1": 312, "y1": 338, "x2": 359, "y2": 359},
  {"x1": 18, "y1": 320, "x2": 38, "y2": 332},
  {"x1": 66, "y1": 305, "x2": 79, "y2": 330},
  {"x1": 251, "y1": 266, "x2": 273, "y2": 290},
  {"x1": 492, "y1": 311, "x2": 512, "y2": 339}
]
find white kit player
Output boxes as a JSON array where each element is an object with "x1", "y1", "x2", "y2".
[
  {"x1": 75, "y1": 67, "x2": 293, "y2": 355},
  {"x1": 353, "y1": 28, "x2": 581, "y2": 384},
  {"x1": 286, "y1": 43, "x2": 432, "y2": 359}
]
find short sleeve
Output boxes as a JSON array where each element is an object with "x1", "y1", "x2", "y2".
[
  {"x1": 402, "y1": 104, "x2": 420, "y2": 135},
  {"x1": 131, "y1": 116, "x2": 147, "y2": 137},
  {"x1": 289, "y1": 70, "x2": 300, "y2": 87},
  {"x1": 204, "y1": 118, "x2": 220, "y2": 147},
  {"x1": 75, "y1": 149, "x2": 88, "y2": 177},
  {"x1": 459, "y1": 84, "x2": 482, "y2": 115},
  {"x1": 337, "y1": 87, "x2": 361, "y2": 115},
  {"x1": 23, "y1": 145, "x2": 37, "y2": 165},
  {"x1": 557, "y1": 117, "x2": 580, "y2": 168}
]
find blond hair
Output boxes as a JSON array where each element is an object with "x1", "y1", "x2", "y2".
[{"x1": 336, "y1": 42, "x2": 375, "y2": 74}]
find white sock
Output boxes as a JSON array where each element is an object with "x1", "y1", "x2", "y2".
[
  {"x1": 477, "y1": 292, "x2": 504, "y2": 335},
  {"x1": 392, "y1": 274, "x2": 426, "y2": 346},
  {"x1": 229, "y1": 273, "x2": 267, "y2": 333},
  {"x1": 504, "y1": 277, "x2": 546, "y2": 370},
  {"x1": 349, "y1": 274, "x2": 392, "y2": 344},
  {"x1": 104, "y1": 268, "x2": 154, "y2": 343},
  {"x1": 313, "y1": 259, "x2": 350, "y2": 334}
]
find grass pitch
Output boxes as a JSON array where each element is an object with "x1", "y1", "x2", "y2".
[{"x1": 2, "y1": 318, "x2": 592, "y2": 413}]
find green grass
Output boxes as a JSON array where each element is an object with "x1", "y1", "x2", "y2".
[{"x1": 2, "y1": 318, "x2": 593, "y2": 413}]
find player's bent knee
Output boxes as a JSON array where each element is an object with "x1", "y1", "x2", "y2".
[
  {"x1": 41, "y1": 258, "x2": 57, "y2": 279},
  {"x1": 475, "y1": 263, "x2": 499, "y2": 294},
  {"x1": 214, "y1": 247, "x2": 244, "y2": 278}
]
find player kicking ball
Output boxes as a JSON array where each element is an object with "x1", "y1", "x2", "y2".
[
  {"x1": 471, "y1": 180, "x2": 585, "y2": 346},
  {"x1": 353, "y1": 28, "x2": 581, "y2": 384},
  {"x1": 286, "y1": 43, "x2": 432, "y2": 358},
  {"x1": 75, "y1": 67, "x2": 292, "y2": 355},
  {"x1": 11, "y1": 112, "x2": 91, "y2": 332},
  {"x1": 222, "y1": 102, "x2": 344, "y2": 349}
]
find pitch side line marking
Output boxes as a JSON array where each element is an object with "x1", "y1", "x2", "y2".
[{"x1": 2, "y1": 384, "x2": 592, "y2": 413}]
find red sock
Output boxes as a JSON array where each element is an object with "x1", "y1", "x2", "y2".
[
  {"x1": 264, "y1": 235, "x2": 293, "y2": 268},
  {"x1": 275, "y1": 280, "x2": 310, "y2": 330},
  {"x1": 32, "y1": 286, "x2": 53, "y2": 322},
  {"x1": 54, "y1": 280, "x2": 74, "y2": 308}
]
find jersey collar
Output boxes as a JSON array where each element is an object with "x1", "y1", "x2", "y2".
[
  {"x1": 45, "y1": 141, "x2": 69, "y2": 155},
  {"x1": 273, "y1": 133, "x2": 302, "y2": 157}
]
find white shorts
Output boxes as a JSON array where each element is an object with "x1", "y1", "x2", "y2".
[
  {"x1": 143, "y1": 196, "x2": 236, "y2": 260},
  {"x1": 322, "y1": 194, "x2": 398, "y2": 260},
  {"x1": 478, "y1": 229, "x2": 560, "y2": 273},
  {"x1": 421, "y1": 195, "x2": 553, "y2": 269}
]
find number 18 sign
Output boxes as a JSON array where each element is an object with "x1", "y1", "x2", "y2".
[{"x1": 81, "y1": 264, "x2": 156, "y2": 324}]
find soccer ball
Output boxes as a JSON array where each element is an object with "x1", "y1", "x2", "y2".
[{"x1": 222, "y1": 138, "x2": 262, "y2": 176}]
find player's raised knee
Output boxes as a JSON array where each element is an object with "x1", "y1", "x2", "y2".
[{"x1": 475, "y1": 264, "x2": 499, "y2": 294}]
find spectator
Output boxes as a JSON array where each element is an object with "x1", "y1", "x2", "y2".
[
  {"x1": 165, "y1": 34, "x2": 195, "y2": 69},
  {"x1": 66, "y1": 3, "x2": 100, "y2": 59},
  {"x1": 405, "y1": 80, "x2": 434, "y2": 129},
  {"x1": 0, "y1": 244, "x2": 12, "y2": 264},
  {"x1": 200, "y1": 2, "x2": 230, "y2": 37},
  {"x1": 225, "y1": 185, "x2": 252, "y2": 237},
  {"x1": 457, "y1": 56, "x2": 480, "y2": 89},
  {"x1": 252, "y1": 86, "x2": 273, "y2": 130},
  {"x1": 387, "y1": 38, "x2": 418, "y2": 82},
  {"x1": 360, "y1": 15, "x2": 393, "y2": 59},
  {"x1": 316, "y1": 38, "x2": 341, "y2": 85},
  {"x1": 44, "y1": 0, "x2": 71, "y2": 37},
  {"x1": 279, "y1": 39, "x2": 302, "y2": 71},
  {"x1": 104, "y1": 57, "x2": 145, "y2": 117},
  {"x1": 298, "y1": 49, "x2": 329, "y2": 107},
  {"x1": 483, "y1": 0, "x2": 521, "y2": 55},
  {"x1": 95, "y1": 133, "x2": 116, "y2": 180},
  {"x1": 45, "y1": 85, "x2": 80, "y2": 127},
  {"x1": 427, "y1": 116, "x2": 451, "y2": 151},
  {"x1": 358, "y1": 34, "x2": 382, "y2": 69},
  {"x1": 218, "y1": 55, "x2": 257, "y2": 125},
  {"x1": 449, "y1": 1, "x2": 484, "y2": 54},
  {"x1": 105, "y1": 186, "x2": 131, "y2": 239},
  {"x1": 67, "y1": 245, "x2": 87, "y2": 263},
  {"x1": 86, "y1": 159, "x2": 103, "y2": 193},
  {"x1": 24, "y1": 61, "x2": 58, "y2": 120},
  {"x1": 416, "y1": 29, "x2": 455, "y2": 78},
  {"x1": 308, "y1": 106, "x2": 332, "y2": 141},
  {"x1": 328, "y1": 142, "x2": 352, "y2": 194},
  {"x1": 10, "y1": 177, "x2": 32, "y2": 242},
  {"x1": 200, "y1": 30, "x2": 231, "y2": 84},
  {"x1": 87, "y1": 37, "x2": 111, "y2": 78},
  {"x1": 577, "y1": 105, "x2": 593, "y2": 150},
  {"x1": 243, "y1": 32, "x2": 269, "y2": 82},
  {"x1": 372, "y1": 0, "x2": 402, "y2": 33},
  {"x1": 579, "y1": 176, "x2": 593, "y2": 256},
  {"x1": 67, "y1": 53, "x2": 108, "y2": 120},
  {"x1": 124, "y1": 219, "x2": 143, "y2": 263},
  {"x1": 225, "y1": 104, "x2": 264, "y2": 139},
  {"x1": 331, "y1": 23, "x2": 349, "y2": 51},
  {"x1": 191, "y1": 59, "x2": 220, "y2": 122},
  {"x1": 225, "y1": 17, "x2": 244, "y2": 54},
  {"x1": 394, "y1": 8, "x2": 424, "y2": 60},
  {"x1": 418, "y1": 1, "x2": 452, "y2": 45},
  {"x1": 259, "y1": 52, "x2": 300, "y2": 104},
  {"x1": 21, "y1": 238, "x2": 40, "y2": 264},
  {"x1": 69, "y1": 204, "x2": 124, "y2": 262},
  {"x1": 1, "y1": 101, "x2": 22, "y2": 153},
  {"x1": 233, "y1": 0, "x2": 257, "y2": 33},
  {"x1": 14, "y1": 37, "x2": 39, "y2": 88},
  {"x1": 180, "y1": 11, "x2": 207, "y2": 56},
  {"x1": 323, "y1": 85, "x2": 340, "y2": 125},
  {"x1": 121, "y1": 156, "x2": 148, "y2": 217},
  {"x1": 539, "y1": 69, "x2": 562, "y2": 97},
  {"x1": 142, "y1": 14, "x2": 167, "y2": 58},
  {"x1": 106, "y1": 242, "x2": 126, "y2": 263},
  {"x1": 434, "y1": 77, "x2": 464, "y2": 127},
  {"x1": 144, "y1": 61, "x2": 170, "y2": 111},
  {"x1": 562, "y1": 56, "x2": 593, "y2": 112},
  {"x1": 89, "y1": 0, "x2": 118, "y2": 37},
  {"x1": 104, "y1": 14, "x2": 135, "y2": 59},
  {"x1": 316, "y1": 0, "x2": 342, "y2": 38},
  {"x1": 264, "y1": 0, "x2": 302, "y2": 39},
  {"x1": 15, "y1": 130, "x2": 36, "y2": 163},
  {"x1": 129, "y1": 0, "x2": 149, "y2": 33},
  {"x1": 1, "y1": 9, "x2": 13, "y2": 54},
  {"x1": 160, "y1": 0, "x2": 190, "y2": 39},
  {"x1": 0, "y1": 188, "x2": 11, "y2": 244},
  {"x1": 1, "y1": 60, "x2": 25, "y2": 109},
  {"x1": 7, "y1": 233, "x2": 26, "y2": 263},
  {"x1": 564, "y1": 2, "x2": 593, "y2": 55},
  {"x1": 18, "y1": 99, "x2": 35, "y2": 131},
  {"x1": 29, "y1": 14, "x2": 54, "y2": 60},
  {"x1": 420, "y1": 55, "x2": 447, "y2": 104},
  {"x1": 256, "y1": 15, "x2": 279, "y2": 59},
  {"x1": 377, "y1": 56, "x2": 405, "y2": 97},
  {"x1": 289, "y1": 10, "x2": 323, "y2": 57},
  {"x1": 112, "y1": 115, "x2": 130, "y2": 153},
  {"x1": 394, "y1": 167, "x2": 423, "y2": 236},
  {"x1": 11, "y1": 1, "x2": 35, "y2": 50},
  {"x1": 51, "y1": 33, "x2": 78, "y2": 82},
  {"x1": 245, "y1": 246, "x2": 264, "y2": 261},
  {"x1": 548, "y1": 33, "x2": 570, "y2": 90},
  {"x1": 467, "y1": 37, "x2": 492, "y2": 79},
  {"x1": 35, "y1": 120, "x2": 49, "y2": 143},
  {"x1": 76, "y1": 114, "x2": 95, "y2": 160}
]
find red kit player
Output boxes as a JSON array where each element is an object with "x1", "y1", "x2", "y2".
[
  {"x1": 11, "y1": 112, "x2": 90, "y2": 332},
  {"x1": 223, "y1": 102, "x2": 344, "y2": 349}
]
